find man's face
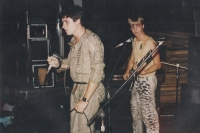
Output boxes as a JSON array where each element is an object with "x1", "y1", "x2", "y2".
[
  {"x1": 62, "y1": 16, "x2": 79, "y2": 35},
  {"x1": 128, "y1": 18, "x2": 144, "y2": 37}
]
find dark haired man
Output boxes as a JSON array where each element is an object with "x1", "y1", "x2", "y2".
[
  {"x1": 47, "y1": 5, "x2": 105, "y2": 133},
  {"x1": 123, "y1": 14, "x2": 161, "y2": 133}
]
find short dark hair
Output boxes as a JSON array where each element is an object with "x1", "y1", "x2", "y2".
[
  {"x1": 128, "y1": 13, "x2": 144, "y2": 24},
  {"x1": 60, "y1": 5, "x2": 85, "y2": 26}
]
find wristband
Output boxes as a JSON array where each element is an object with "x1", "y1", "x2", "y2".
[{"x1": 55, "y1": 61, "x2": 62, "y2": 69}]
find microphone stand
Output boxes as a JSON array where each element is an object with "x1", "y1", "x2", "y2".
[
  {"x1": 161, "y1": 62, "x2": 188, "y2": 107},
  {"x1": 88, "y1": 41, "x2": 164, "y2": 126},
  {"x1": 105, "y1": 41, "x2": 131, "y2": 133}
]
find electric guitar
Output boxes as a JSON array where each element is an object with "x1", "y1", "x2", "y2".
[{"x1": 128, "y1": 50, "x2": 153, "y2": 90}]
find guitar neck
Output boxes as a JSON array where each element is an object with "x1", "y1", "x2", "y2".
[{"x1": 137, "y1": 50, "x2": 153, "y2": 67}]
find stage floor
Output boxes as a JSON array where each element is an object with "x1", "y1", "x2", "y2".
[{"x1": 1, "y1": 87, "x2": 200, "y2": 133}]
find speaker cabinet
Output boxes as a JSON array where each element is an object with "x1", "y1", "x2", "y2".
[
  {"x1": 188, "y1": 36, "x2": 200, "y2": 83},
  {"x1": 28, "y1": 24, "x2": 47, "y2": 39},
  {"x1": 29, "y1": 39, "x2": 50, "y2": 62},
  {"x1": 32, "y1": 64, "x2": 54, "y2": 88},
  {"x1": 181, "y1": 83, "x2": 200, "y2": 107}
]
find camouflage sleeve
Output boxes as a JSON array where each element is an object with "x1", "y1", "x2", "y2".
[
  {"x1": 88, "y1": 34, "x2": 105, "y2": 84},
  {"x1": 56, "y1": 49, "x2": 71, "y2": 73}
]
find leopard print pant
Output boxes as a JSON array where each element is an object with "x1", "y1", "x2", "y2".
[{"x1": 130, "y1": 75, "x2": 159, "y2": 133}]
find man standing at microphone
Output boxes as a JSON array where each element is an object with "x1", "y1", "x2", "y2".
[
  {"x1": 47, "y1": 5, "x2": 105, "y2": 133},
  {"x1": 123, "y1": 13, "x2": 161, "y2": 133}
]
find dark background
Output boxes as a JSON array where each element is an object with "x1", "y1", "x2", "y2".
[
  {"x1": 0, "y1": 0, "x2": 199, "y2": 88},
  {"x1": 1, "y1": 1, "x2": 200, "y2": 133}
]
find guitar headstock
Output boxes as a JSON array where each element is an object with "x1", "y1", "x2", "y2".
[
  {"x1": 156, "y1": 37, "x2": 165, "y2": 46},
  {"x1": 157, "y1": 41, "x2": 164, "y2": 46}
]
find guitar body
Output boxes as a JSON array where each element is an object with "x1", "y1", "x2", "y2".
[
  {"x1": 128, "y1": 70, "x2": 138, "y2": 91},
  {"x1": 128, "y1": 50, "x2": 153, "y2": 91}
]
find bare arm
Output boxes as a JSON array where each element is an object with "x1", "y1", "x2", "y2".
[{"x1": 123, "y1": 49, "x2": 135, "y2": 80}]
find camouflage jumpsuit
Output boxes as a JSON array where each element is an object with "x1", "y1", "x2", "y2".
[{"x1": 57, "y1": 29, "x2": 105, "y2": 133}]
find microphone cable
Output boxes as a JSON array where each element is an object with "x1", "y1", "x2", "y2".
[{"x1": 70, "y1": 108, "x2": 92, "y2": 133}]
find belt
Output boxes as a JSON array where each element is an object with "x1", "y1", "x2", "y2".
[{"x1": 74, "y1": 82, "x2": 88, "y2": 84}]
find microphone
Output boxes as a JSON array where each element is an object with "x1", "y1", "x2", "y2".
[
  {"x1": 47, "y1": 53, "x2": 61, "y2": 74},
  {"x1": 115, "y1": 38, "x2": 133, "y2": 48}
]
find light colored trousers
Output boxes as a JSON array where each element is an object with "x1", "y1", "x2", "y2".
[
  {"x1": 70, "y1": 84, "x2": 103, "y2": 133},
  {"x1": 130, "y1": 75, "x2": 159, "y2": 133}
]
